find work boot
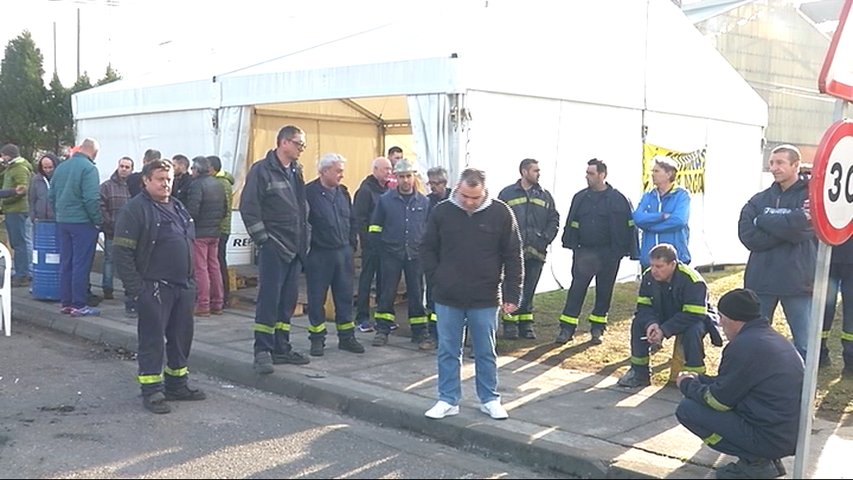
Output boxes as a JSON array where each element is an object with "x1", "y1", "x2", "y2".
[
  {"x1": 164, "y1": 385, "x2": 207, "y2": 401},
  {"x1": 715, "y1": 457, "x2": 785, "y2": 479},
  {"x1": 518, "y1": 323, "x2": 536, "y2": 340},
  {"x1": 818, "y1": 352, "x2": 831, "y2": 368},
  {"x1": 310, "y1": 338, "x2": 325, "y2": 357},
  {"x1": 418, "y1": 335, "x2": 437, "y2": 351},
  {"x1": 142, "y1": 391, "x2": 171, "y2": 414},
  {"x1": 555, "y1": 324, "x2": 575, "y2": 344},
  {"x1": 617, "y1": 367, "x2": 651, "y2": 388},
  {"x1": 338, "y1": 336, "x2": 365, "y2": 354},
  {"x1": 503, "y1": 322, "x2": 518, "y2": 340},
  {"x1": 102, "y1": 288, "x2": 114, "y2": 300},
  {"x1": 590, "y1": 328, "x2": 604, "y2": 345},
  {"x1": 372, "y1": 332, "x2": 389, "y2": 347},
  {"x1": 272, "y1": 350, "x2": 310, "y2": 365},
  {"x1": 253, "y1": 351, "x2": 274, "y2": 375},
  {"x1": 843, "y1": 365, "x2": 853, "y2": 379}
]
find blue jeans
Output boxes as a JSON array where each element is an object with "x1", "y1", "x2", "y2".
[
  {"x1": 57, "y1": 222, "x2": 98, "y2": 308},
  {"x1": 5, "y1": 212, "x2": 29, "y2": 280},
  {"x1": 435, "y1": 303, "x2": 500, "y2": 406},
  {"x1": 758, "y1": 294, "x2": 811, "y2": 359},
  {"x1": 102, "y1": 237, "x2": 114, "y2": 291}
]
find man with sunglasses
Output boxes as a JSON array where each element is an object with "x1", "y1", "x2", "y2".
[{"x1": 241, "y1": 125, "x2": 311, "y2": 374}]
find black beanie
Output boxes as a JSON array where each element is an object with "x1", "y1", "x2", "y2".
[{"x1": 717, "y1": 288, "x2": 761, "y2": 322}]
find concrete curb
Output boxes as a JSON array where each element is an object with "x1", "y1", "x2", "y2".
[{"x1": 12, "y1": 300, "x2": 705, "y2": 478}]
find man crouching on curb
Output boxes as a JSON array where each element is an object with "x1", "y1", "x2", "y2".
[{"x1": 675, "y1": 288, "x2": 803, "y2": 479}]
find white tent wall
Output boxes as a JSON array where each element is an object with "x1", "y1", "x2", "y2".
[
  {"x1": 462, "y1": 91, "x2": 645, "y2": 294},
  {"x1": 216, "y1": 106, "x2": 252, "y2": 208},
  {"x1": 76, "y1": 109, "x2": 217, "y2": 183}
]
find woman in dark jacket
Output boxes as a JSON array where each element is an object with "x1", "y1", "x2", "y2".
[{"x1": 28, "y1": 153, "x2": 58, "y2": 221}]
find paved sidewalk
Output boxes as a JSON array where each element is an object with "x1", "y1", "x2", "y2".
[{"x1": 7, "y1": 286, "x2": 850, "y2": 478}]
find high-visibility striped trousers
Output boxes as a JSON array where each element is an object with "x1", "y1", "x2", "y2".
[
  {"x1": 137, "y1": 280, "x2": 196, "y2": 396},
  {"x1": 821, "y1": 263, "x2": 853, "y2": 368},
  {"x1": 630, "y1": 317, "x2": 706, "y2": 374},
  {"x1": 375, "y1": 255, "x2": 427, "y2": 337},
  {"x1": 676, "y1": 397, "x2": 794, "y2": 461},
  {"x1": 253, "y1": 243, "x2": 301, "y2": 354}
]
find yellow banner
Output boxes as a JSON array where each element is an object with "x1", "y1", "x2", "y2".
[{"x1": 642, "y1": 143, "x2": 706, "y2": 194}]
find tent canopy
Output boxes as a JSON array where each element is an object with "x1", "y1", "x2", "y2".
[{"x1": 74, "y1": 0, "x2": 767, "y2": 128}]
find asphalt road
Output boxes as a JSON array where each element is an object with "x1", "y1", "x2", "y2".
[{"x1": 0, "y1": 322, "x2": 561, "y2": 479}]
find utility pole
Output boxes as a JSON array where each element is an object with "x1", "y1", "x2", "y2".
[
  {"x1": 76, "y1": 7, "x2": 81, "y2": 79},
  {"x1": 53, "y1": 21, "x2": 58, "y2": 76}
]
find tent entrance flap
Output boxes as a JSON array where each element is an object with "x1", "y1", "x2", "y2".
[{"x1": 242, "y1": 95, "x2": 420, "y2": 201}]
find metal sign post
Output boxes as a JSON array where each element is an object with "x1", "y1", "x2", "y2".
[{"x1": 793, "y1": 104, "x2": 853, "y2": 479}]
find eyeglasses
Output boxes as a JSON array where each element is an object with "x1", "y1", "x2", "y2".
[
  {"x1": 427, "y1": 180, "x2": 447, "y2": 186},
  {"x1": 288, "y1": 138, "x2": 307, "y2": 150}
]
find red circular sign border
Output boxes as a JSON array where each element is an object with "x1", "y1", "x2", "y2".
[{"x1": 810, "y1": 119, "x2": 853, "y2": 245}]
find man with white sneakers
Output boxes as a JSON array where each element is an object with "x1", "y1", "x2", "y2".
[{"x1": 420, "y1": 168, "x2": 523, "y2": 420}]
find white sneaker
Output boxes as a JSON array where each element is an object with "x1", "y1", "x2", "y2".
[
  {"x1": 479, "y1": 399, "x2": 509, "y2": 420},
  {"x1": 425, "y1": 400, "x2": 459, "y2": 419}
]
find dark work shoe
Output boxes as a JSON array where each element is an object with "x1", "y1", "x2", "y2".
[
  {"x1": 617, "y1": 368, "x2": 651, "y2": 388},
  {"x1": 338, "y1": 336, "x2": 365, "y2": 354},
  {"x1": 164, "y1": 385, "x2": 207, "y2": 401},
  {"x1": 102, "y1": 288, "x2": 114, "y2": 300},
  {"x1": 125, "y1": 305, "x2": 138, "y2": 319},
  {"x1": 518, "y1": 324, "x2": 536, "y2": 340},
  {"x1": 253, "y1": 351, "x2": 274, "y2": 374},
  {"x1": 843, "y1": 366, "x2": 853, "y2": 379},
  {"x1": 372, "y1": 332, "x2": 389, "y2": 346},
  {"x1": 590, "y1": 329, "x2": 604, "y2": 345},
  {"x1": 555, "y1": 325, "x2": 574, "y2": 344},
  {"x1": 272, "y1": 350, "x2": 310, "y2": 365},
  {"x1": 819, "y1": 354, "x2": 831, "y2": 368},
  {"x1": 715, "y1": 457, "x2": 785, "y2": 479},
  {"x1": 310, "y1": 338, "x2": 326, "y2": 357},
  {"x1": 503, "y1": 322, "x2": 518, "y2": 340},
  {"x1": 142, "y1": 392, "x2": 171, "y2": 414},
  {"x1": 87, "y1": 293, "x2": 102, "y2": 307}
]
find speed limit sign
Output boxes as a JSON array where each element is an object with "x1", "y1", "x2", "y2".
[{"x1": 810, "y1": 119, "x2": 853, "y2": 245}]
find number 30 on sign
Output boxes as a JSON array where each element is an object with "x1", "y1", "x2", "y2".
[{"x1": 810, "y1": 120, "x2": 853, "y2": 245}]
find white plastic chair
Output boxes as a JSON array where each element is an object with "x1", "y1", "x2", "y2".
[{"x1": 0, "y1": 242, "x2": 12, "y2": 336}]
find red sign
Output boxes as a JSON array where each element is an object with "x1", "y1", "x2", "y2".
[
  {"x1": 810, "y1": 120, "x2": 853, "y2": 245},
  {"x1": 819, "y1": 0, "x2": 853, "y2": 101}
]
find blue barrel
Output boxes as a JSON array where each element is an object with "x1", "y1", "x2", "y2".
[{"x1": 32, "y1": 220, "x2": 60, "y2": 301}]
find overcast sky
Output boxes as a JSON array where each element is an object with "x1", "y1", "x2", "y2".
[
  {"x1": 0, "y1": 0, "x2": 833, "y2": 88},
  {"x1": 0, "y1": 0, "x2": 480, "y2": 87}
]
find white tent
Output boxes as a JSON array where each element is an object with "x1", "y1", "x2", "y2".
[{"x1": 73, "y1": 0, "x2": 767, "y2": 291}]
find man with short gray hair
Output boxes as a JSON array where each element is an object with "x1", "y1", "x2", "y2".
[{"x1": 304, "y1": 153, "x2": 364, "y2": 356}]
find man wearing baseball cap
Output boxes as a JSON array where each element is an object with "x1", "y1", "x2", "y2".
[{"x1": 675, "y1": 288, "x2": 804, "y2": 479}]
